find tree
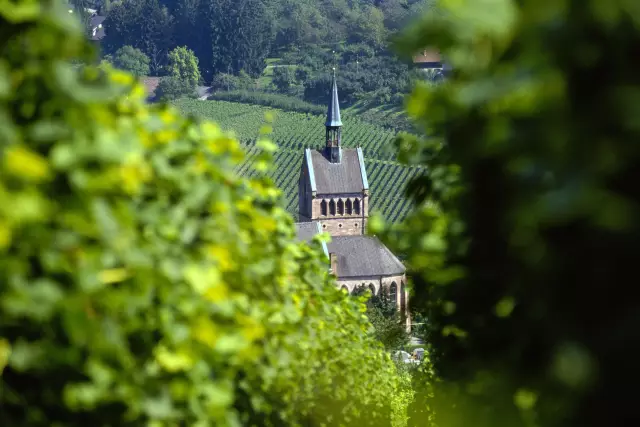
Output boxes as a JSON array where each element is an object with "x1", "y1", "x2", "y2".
[
  {"x1": 103, "y1": 0, "x2": 174, "y2": 74},
  {"x1": 211, "y1": 71, "x2": 255, "y2": 91},
  {"x1": 272, "y1": 66, "x2": 295, "y2": 93},
  {"x1": 155, "y1": 75, "x2": 193, "y2": 101},
  {"x1": 172, "y1": 0, "x2": 214, "y2": 79},
  {"x1": 0, "y1": 2, "x2": 401, "y2": 426},
  {"x1": 375, "y1": 0, "x2": 640, "y2": 427},
  {"x1": 68, "y1": 0, "x2": 92, "y2": 34},
  {"x1": 209, "y1": 0, "x2": 276, "y2": 76},
  {"x1": 353, "y1": 285, "x2": 410, "y2": 350},
  {"x1": 273, "y1": 0, "x2": 329, "y2": 48},
  {"x1": 113, "y1": 45, "x2": 150, "y2": 77},
  {"x1": 167, "y1": 46, "x2": 201, "y2": 89},
  {"x1": 98, "y1": 0, "x2": 112, "y2": 15},
  {"x1": 348, "y1": 5, "x2": 388, "y2": 49}
]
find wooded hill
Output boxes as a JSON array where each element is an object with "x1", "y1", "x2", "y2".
[{"x1": 82, "y1": 0, "x2": 436, "y2": 109}]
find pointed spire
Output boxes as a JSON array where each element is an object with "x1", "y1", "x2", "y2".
[{"x1": 325, "y1": 68, "x2": 342, "y2": 127}]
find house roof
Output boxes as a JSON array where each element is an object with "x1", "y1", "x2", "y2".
[
  {"x1": 413, "y1": 49, "x2": 441, "y2": 64},
  {"x1": 90, "y1": 15, "x2": 105, "y2": 27},
  {"x1": 325, "y1": 70, "x2": 342, "y2": 127},
  {"x1": 293, "y1": 224, "x2": 405, "y2": 278},
  {"x1": 294, "y1": 222, "x2": 329, "y2": 258},
  {"x1": 90, "y1": 15, "x2": 106, "y2": 41},
  {"x1": 142, "y1": 77, "x2": 161, "y2": 96},
  {"x1": 305, "y1": 147, "x2": 368, "y2": 195},
  {"x1": 326, "y1": 235, "x2": 405, "y2": 278}
]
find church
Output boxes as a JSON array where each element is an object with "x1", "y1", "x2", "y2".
[{"x1": 295, "y1": 71, "x2": 410, "y2": 329}]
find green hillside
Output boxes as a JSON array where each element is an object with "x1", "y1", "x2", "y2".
[{"x1": 173, "y1": 99, "x2": 423, "y2": 222}]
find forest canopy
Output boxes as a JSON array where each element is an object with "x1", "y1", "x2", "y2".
[{"x1": 83, "y1": 0, "x2": 436, "y2": 108}]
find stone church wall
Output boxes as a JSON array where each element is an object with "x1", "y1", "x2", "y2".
[
  {"x1": 318, "y1": 218, "x2": 365, "y2": 236},
  {"x1": 335, "y1": 274, "x2": 410, "y2": 331},
  {"x1": 308, "y1": 194, "x2": 369, "y2": 236}
]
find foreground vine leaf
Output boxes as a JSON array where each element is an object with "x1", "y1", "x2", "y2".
[{"x1": 0, "y1": 2, "x2": 402, "y2": 426}]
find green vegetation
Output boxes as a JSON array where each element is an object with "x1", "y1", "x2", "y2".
[
  {"x1": 0, "y1": 2, "x2": 407, "y2": 426},
  {"x1": 173, "y1": 99, "x2": 423, "y2": 222},
  {"x1": 207, "y1": 91, "x2": 326, "y2": 115},
  {"x1": 9, "y1": 1, "x2": 636, "y2": 427},
  {"x1": 353, "y1": 286, "x2": 410, "y2": 351},
  {"x1": 154, "y1": 46, "x2": 202, "y2": 101},
  {"x1": 155, "y1": 76, "x2": 194, "y2": 101},
  {"x1": 101, "y1": 0, "x2": 435, "y2": 109},
  {"x1": 205, "y1": 91, "x2": 415, "y2": 132},
  {"x1": 113, "y1": 45, "x2": 150, "y2": 77},
  {"x1": 376, "y1": 0, "x2": 640, "y2": 426},
  {"x1": 167, "y1": 46, "x2": 201, "y2": 89}
]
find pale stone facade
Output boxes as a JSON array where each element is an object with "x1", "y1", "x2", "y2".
[
  {"x1": 336, "y1": 274, "x2": 411, "y2": 330},
  {"x1": 300, "y1": 193, "x2": 370, "y2": 235}
]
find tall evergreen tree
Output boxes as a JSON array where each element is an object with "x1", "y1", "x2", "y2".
[
  {"x1": 209, "y1": 0, "x2": 275, "y2": 76},
  {"x1": 103, "y1": 0, "x2": 174, "y2": 74}
]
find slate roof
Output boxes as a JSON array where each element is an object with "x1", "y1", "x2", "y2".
[
  {"x1": 307, "y1": 148, "x2": 368, "y2": 194},
  {"x1": 90, "y1": 15, "x2": 106, "y2": 41},
  {"x1": 294, "y1": 222, "x2": 329, "y2": 258},
  {"x1": 296, "y1": 222, "x2": 320, "y2": 242},
  {"x1": 326, "y1": 236, "x2": 405, "y2": 278},
  {"x1": 325, "y1": 70, "x2": 342, "y2": 127}
]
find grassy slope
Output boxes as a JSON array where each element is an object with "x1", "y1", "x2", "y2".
[{"x1": 173, "y1": 99, "x2": 423, "y2": 222}]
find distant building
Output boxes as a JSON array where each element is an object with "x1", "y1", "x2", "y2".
[
  {"x1": 295, "y1": 71, "x2": 410, "y2": 329},
  {"x1": 90, "y1": 14, "x2": 106, "y2": 41},
  {"x1": 413, "y1": 49, "x2": 442, "y2": 70}
]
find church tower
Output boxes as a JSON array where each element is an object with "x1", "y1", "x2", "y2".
[
  {"x1": 298, "y1": 70, "x2": 370, "y2": 236},
  {"x1": 294, "y1": 71, "x2": 409, "y2": 331}
]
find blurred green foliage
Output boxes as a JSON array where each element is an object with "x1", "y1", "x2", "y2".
[
  {"x1": 0, "y1": 2, "x2": 402, "y2": 426},
  {"x1": 374, "y1": 0, "x2": 640, "y2": 426}
]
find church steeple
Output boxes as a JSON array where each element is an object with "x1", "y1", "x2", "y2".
[{"x1": 325, "y1": 68, "x2": 342, "y2": 163}]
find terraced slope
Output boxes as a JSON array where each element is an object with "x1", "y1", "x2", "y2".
[{"x1": 173, "y1": 99, "x2": 423, "y2": 221}]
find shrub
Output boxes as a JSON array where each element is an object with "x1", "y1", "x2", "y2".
[
  {"x1": 167, "y1": 46, "x2": 201, "y2": 89},
  {"x1": 113, "y1": 45, "x2": 150, "y2": 77},
  {"x1": 155, "y1": 76, "x2": 193, "y2": 101},
  {"x1": 211, "y1": 72, "x2": 255, "y2": 91},
  {"x1": 272, "y1": 66, "x2": 295, "y2": 93},
  {"x1": 0, "y1": 2, "x2": 400, "y2": 426},
  {"x1": 353, "y1": 286, "x2": 410, "y2": 350},
  {"x1": 207, "y1": 91, "x2": 326, "y2": 115}
]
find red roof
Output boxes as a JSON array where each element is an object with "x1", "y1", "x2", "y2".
[
  {"x1": 142, "y1": 77, "x2": 160, "y2": 95},
  {"x1": 413, "y1": 49, "x2": 441, "y2": 63}
]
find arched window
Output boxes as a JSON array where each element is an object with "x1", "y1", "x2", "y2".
[
  {"x1": 400, "y1": 281, "x2": 406, "y2": 314},
  {"x1": 354, "y1": 198, "x2": 361, "y2": 215},
  {"x1": 346, "y1": 199, "x2": 353, "y2": 215},
  {"x1": 369, "y1": 283, "x2": 376, "y2": 296},
  {"x1": 337, "y1": 199, "x2": 344, "y2": 215},
  {"x1": 341, "y1": 285, "x2": 349, "y2": 294},
  {"x1": 329, "y1": 199, "x2": 336, "y2": 216},
  {"x1": 389, "y1": 282, "x2": 397, "y2": 310},
  {"x1": 320, "y1": 199, "x2": 328, "y2": 216}
]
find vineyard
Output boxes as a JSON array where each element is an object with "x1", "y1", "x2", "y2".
[{"x1": 173, "y1": 99, "x2": 424, "y2": 221}]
